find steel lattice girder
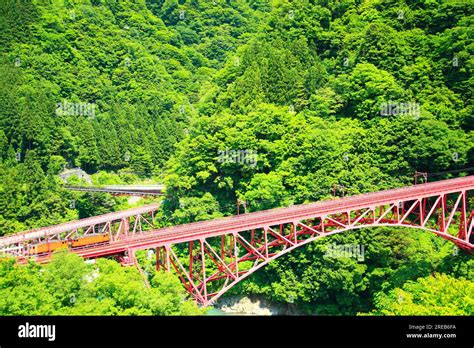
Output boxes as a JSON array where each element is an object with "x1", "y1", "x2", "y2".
[
  {"x1": 0, "y1": 204, "x2": 160, "y2": 257},
  {"x1": 154, "y1": 190, "x2": 473, "y2": 306}
]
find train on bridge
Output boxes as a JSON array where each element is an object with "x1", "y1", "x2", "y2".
[
  {"x1": 17, "y1": 233, "x2": 110, "y2": 256},
  {"x1": 0, "y1": 203, "x2": 161, "y2": 259}
]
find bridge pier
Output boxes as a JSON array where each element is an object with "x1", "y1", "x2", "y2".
[{"x1": 155, "y1": 246, "x2": 170, "y2": 272}]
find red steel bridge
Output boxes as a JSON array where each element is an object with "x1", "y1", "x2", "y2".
[{"x1": 1, "y1": 176, "x2": 473, "y2": 306}]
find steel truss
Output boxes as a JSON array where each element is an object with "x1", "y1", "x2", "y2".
[
  {"x1": 2, "y1": 178, "x2": 474, "y2": 307},
  {"x1": 0, "y1": 204, "x2": 160, "y2": 257},
  {"x1": 144, "y1": 190, "x2": 473, "y2": 306}
]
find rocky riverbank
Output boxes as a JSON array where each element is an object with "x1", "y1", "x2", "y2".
[{"x1": 215, "y1": 295, "x2": 303, "y2": 315}]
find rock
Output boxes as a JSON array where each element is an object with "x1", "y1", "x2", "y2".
[{"x1": 215, "y1": 295, "x2": 299, "y2": 315}]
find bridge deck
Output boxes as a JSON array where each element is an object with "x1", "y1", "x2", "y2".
[
  {"x1": 3, "y1": 176, "x2": 473, "y2": 261},
  {"x1": 68, "y1": 176, "x2": 474, "y2": 258}
]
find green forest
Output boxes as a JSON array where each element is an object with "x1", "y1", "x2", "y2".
[{"x1": 0, "y1": 0, "x2": 473, "y2": 315}]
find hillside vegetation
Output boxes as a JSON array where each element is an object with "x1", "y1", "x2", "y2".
[{"x1": 0, "y1": 0, "x2": 472, "y2": 315}]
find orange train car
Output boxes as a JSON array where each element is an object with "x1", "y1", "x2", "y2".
[
  {"x1": 71, "y1": 233, "x2": 110, "y2": 248},
  {"x1": 27, "y1": 233, "x2": 110, "y2": 255},
  {"x1": 29, "y1": 241, "x2": 68, "y2": 255}
]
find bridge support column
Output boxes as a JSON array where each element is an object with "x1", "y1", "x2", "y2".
[
  {"x1": 460, "y1": 191, "x2": 467, "y2": 240},
  {"x1": 126, "y1": 249, "x2": 150, "y2": 289},
  {"x1": 440, "y1": 194, "x2": 446, "y2": 233},
  {"x1": 156, "y1": 246, "x2": 170, "y2": 272},
  {"x1": 200, "y1": 240, "x2": 207, "y2": 304}
]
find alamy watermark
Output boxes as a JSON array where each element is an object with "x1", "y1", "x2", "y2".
[
  {"x1": 18, "y1": 322, "x2": 55, "y2": 341},
  {"x1": 324, "y1": 243, "x2": 365, "y2": 262},
  {"x1": 380, "y1": 101, "x2": 420, "y2": 118},
  {"x1": 55, "y1": 100, "x2": 96, "y2": 118},
  {"x1": 217, "y1": 149, "x2": 257, "y2": 167}
]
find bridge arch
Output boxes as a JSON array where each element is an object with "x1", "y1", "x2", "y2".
[
  {"x1": 203, "y1": 223, "x2": 470, "y2": 306},
  {"x1": 156, "y1": 188, "x2": 473, "y2": 306}
]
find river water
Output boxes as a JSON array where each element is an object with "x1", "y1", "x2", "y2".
[{"x1": 206, "y1": 307, "x2": 236, "y2": 316}]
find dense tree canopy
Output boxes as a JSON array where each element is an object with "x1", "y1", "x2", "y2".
[
  {"x1": 0, "y1": 0, "x2": 472, "y2": 315},
  {"x1": 0, "y1": 252, "x2": 204, "y2": 315},
  {"x1": 370, "y1": 274, "x2": 474, "y2": 316}
]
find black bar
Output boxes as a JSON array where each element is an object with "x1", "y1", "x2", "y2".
[{"x1": 0, "y1": 316, "x2": 471, "y2": 347}]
